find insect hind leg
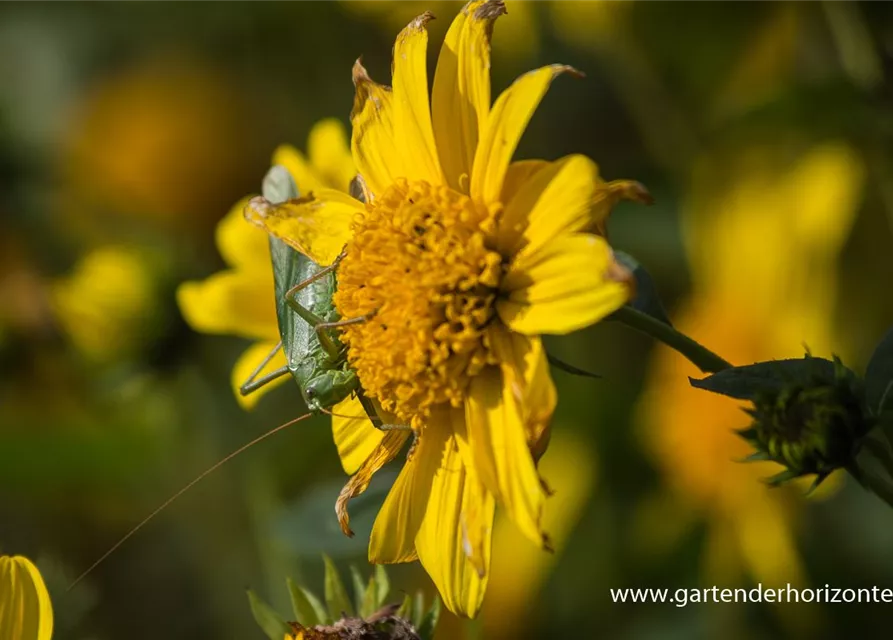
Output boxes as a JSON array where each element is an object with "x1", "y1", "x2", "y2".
[{"x1": 239, "y1": 341, "x2": 290, "y2": 396}]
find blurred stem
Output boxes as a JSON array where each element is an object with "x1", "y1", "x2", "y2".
[{"x1": 613, "y1": 306, "x2": 732, "y2": 374}]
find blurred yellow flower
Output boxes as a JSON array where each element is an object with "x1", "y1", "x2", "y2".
[
  {"x1": 51, "y1": 245, "x2": 159, "y2": 362},
  {"x1": 62, "y1": 59, "x2": 251, "y2": 235},
  {"x1": 638, "y1": 143, "x2": 865, "y2": 586},
  {"x1": 0, "y1": 555, "x2": 53, "y2": 640},
  {"x1": 247, "y1": 1, "x2": 646, "y2": 617},
  {"x1": 176, "y1": 120, "x2": 383, "y2": 474}
]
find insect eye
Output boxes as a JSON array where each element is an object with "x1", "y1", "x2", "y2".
[{"x1": 306, "y1": 387, "x2": 315, "y2": 398}]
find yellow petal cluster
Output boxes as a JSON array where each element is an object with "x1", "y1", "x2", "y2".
[{"x1": 0, "y1": 555, "x2": 53, "y2": 640}]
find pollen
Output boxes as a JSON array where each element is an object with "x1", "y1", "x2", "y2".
[{"x1": 334, "y1": 179, "x2": 503, "y2": 426}]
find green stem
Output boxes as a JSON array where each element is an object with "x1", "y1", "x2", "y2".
[{"x1": 612, "y1": 305, "x2": 732, "y2": 374}]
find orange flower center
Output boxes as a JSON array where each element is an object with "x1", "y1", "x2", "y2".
[{"x1": 334, "y1": 179, "x2": 503, "y2": 426}]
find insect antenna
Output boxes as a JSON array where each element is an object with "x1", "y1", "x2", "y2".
[
  {"x1": 318, "y1": 406, "x2": 369, "y2": 421},
  {"x1": 68, "y1": 411, "x2": 315, "y2": 591}
]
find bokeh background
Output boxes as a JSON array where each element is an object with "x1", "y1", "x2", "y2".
[{"x1": 2, "y1": 1, "x2": 893, "y2": 638}]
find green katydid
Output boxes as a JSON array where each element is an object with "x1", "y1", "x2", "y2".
[{"x1": 239, "y1": 165, "x2": 403, "y2": 429}]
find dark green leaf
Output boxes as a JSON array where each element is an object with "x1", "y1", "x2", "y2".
[
  {"x1": 691, "y1": 357, "x2": 837, "y2": 400},
  {"x1": 287, "y1": 577, "x2": 326, "y2": 627},
  {"x1": 614, "y1": 250, "x2": 672, "y2": 327},
  {"x1": 866, "y1": 328, "x2": 893, "y2": 413},
  {"x1": 247, "y1": 590, "x2": 290, "y2": 640},
  {"x1": 323, "y1": 555, "x2": 353, "y2": 619}
]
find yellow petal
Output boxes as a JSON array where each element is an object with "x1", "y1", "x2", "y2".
[
  {"x1": 350, "y1": 59, "x2": 400, "y2": 198},
  {"x1": 471, "y1": 65, "x2": 580, "y2": 205},
  {"x1": 336, "y1": 430, "x2": 411, "y2": 536},
  {"x1": 498, "y1": 233, "x2": 631, "y2": 335},
  {"x1": 307, "y1": 118, "x2": 356, "y2": 193},
  {"x1": 272, "y1": 144, "x2": 326, "y2": 195},
  {"x1": 589, "y1": 180, "x2": 654, "y2": 237},
  {"x1": 331, "y1": 396, "x2": 385, "y2": 475},
  {"x1": 465, "y1": 366, "x2": 546, "y2": 547},
  {"x1": 230, "y1": 341, "x2": 289, "y2": 410},
  {"x1": 0, "y1": 555, "x2": 54, "y2": 640},
  {"x1": 392, "y1": 12, "x2": 443, "y2": 185},
  {"x1": 432, "y1": 0, "x2": 505, "y2": 192},
  {"x1": 177, "y1": 270, "x2": 278, "y2": 341},
  {"x1": 243, "y1": 189, "x2": 361, "y2": 267},
  {"x1": 489, "y1": 326, "x2": 556, "y2": 448},
  {"x1": 496, "y1": 154, "x2": 600, "y2": 258},
  {"x1": 414, "y1": 421, "x2": 495, "y2": 618},
  {"x1": 369, "y1": 417, "x2": 448, "y2": 565},
  {"x1": 216, "y1": 196, "x2": 272, "y2": 270}
]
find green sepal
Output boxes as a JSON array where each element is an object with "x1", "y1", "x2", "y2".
[
  {"x1": 764, "y1": 468, "x2": 803, "y2": 487},
  {"x1": 804, "y1": 473, "x2": 831, "y2": 496},
  {"x1": 865, "y1": 327, "x2": 893, "y2": 414},
  {"x1": 247, "y1": 590, "x2": 291, "y2": 640},
  {"x1": 287, "y1": 577, "x2": 327, "y2": 627},
  {"x1": 738, "y1": 451, "x2": 771, "y2": 463},
  {"x1": 323, "y1": 554, "x2": 353, "y2": 619},
  {"x1": 691, "y1": 356, "x2": 841, "y2": 401},
  {"x1": 613, "y1": 250, "x2": 673, "y2": 327},
  {"x1": 416, "y1": 597, "x2": 441, "y2": 640}
]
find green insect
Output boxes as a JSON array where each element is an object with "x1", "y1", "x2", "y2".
[{"x1": 239, "y1": 165, "x2": 399, "y2": 429}]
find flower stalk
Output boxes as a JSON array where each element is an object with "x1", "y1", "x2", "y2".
[{"x1": 612, "y1": 305, "x2": 732, "y2": 374}]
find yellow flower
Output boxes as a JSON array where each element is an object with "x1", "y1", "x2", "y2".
[
  {"x1": 637, "y1": 143, "x2": 865, "y2": 587},
  {"x1": 0, "y1": 555, "x2": 53, "y2": 640},
  {"x1": 247, "y1": 0, "x2": 647, "y2": 617},
  {"x1": 51, "y1": 245, "x2": 159, "y2": 362},
  {"x1": 177, "y1": 120, "x2": 383, "y2": 474}
]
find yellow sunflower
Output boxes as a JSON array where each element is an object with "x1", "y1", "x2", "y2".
[
  {"x1": 246, "y1": 0, "x2": 648, "y2": 617},
  {"x1": 177, "y1": 119, "x2": 384, "y2": 474},
  {"x1": 0, "y1": 555, "x2": 54, "y2": 640}
]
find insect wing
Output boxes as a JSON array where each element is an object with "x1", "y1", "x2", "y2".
[{"x1": 270, "y1": 236, "x2": 317, "y2": 377}]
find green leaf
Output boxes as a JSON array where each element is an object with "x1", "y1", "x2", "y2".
[
  {"x1": 866, "y1": 328, "x2": 893, "y2": 413},
  {"x1": 691, "y1": 357, "x2": 838, "y2": 401},
  {"x1": 263, "y1": 164, "x2": 299, "y2": 203},
  {"x1": 373, "y1": 564, "x2": 390, "y2": 608},
  {"x1": 247, "y1": 590, "x2": 290, "y2": 640},
  {"x1": 323, "y1": 555, "x2": 353, "y2": 620},
  {"x1": 349, "y1": 565, "x2": 367, "y2": 617},
  {"x1": 417, "y1": 597, "x2": 441, "y2": 640},
  {"x1": 613, "y1": 250, "x2": 672, "y2": 327},
  {"x1": 396, "y1": 593, "x2": 413, "y2": 621},
  {"x1": 412, "y1": 591, "x2": 426, "y2": 628},
  {"x1": 287, "y1": 577, "x2": 326, "y2": 627},
  {"x1": 360, "y1": 573, "x2": 378, "y2": 620}
]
